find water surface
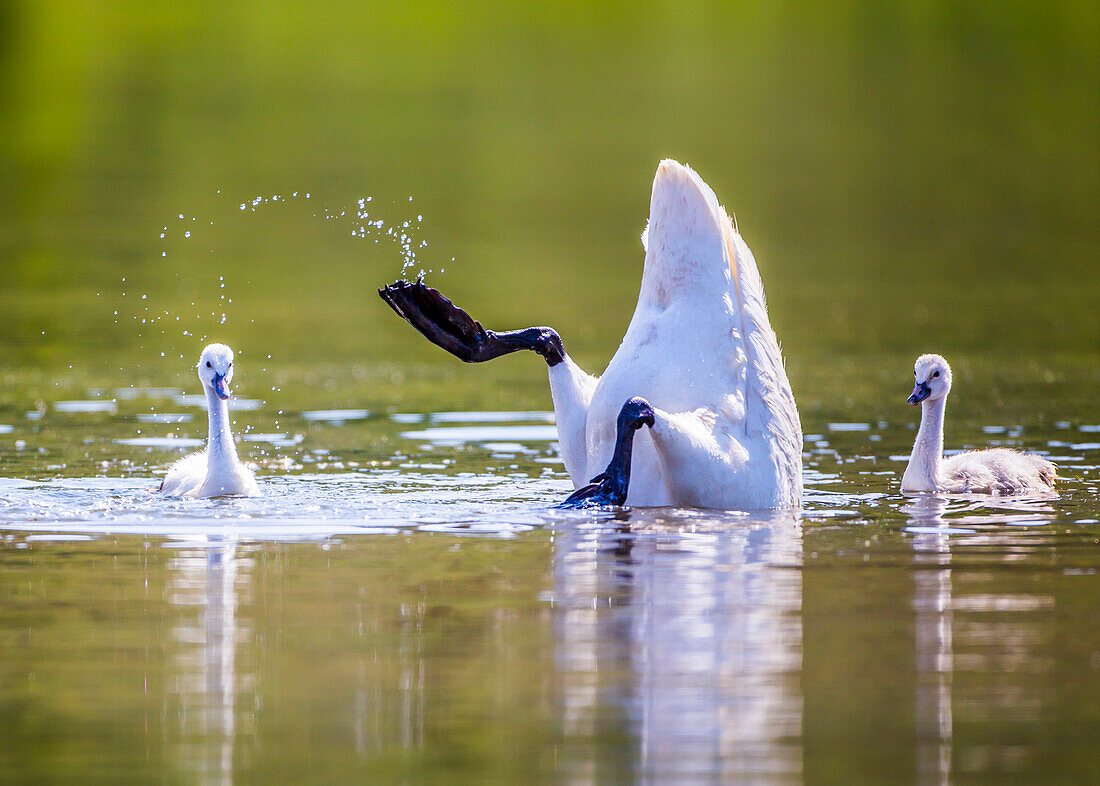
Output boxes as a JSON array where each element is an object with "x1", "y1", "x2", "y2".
[{"x1": 2, "y1": 401, "x2": 1099, "y2": 783}]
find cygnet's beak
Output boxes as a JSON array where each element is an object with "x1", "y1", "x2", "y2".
[
  {"x1": 212, "y1": 373, "x2": 231, "y2": 400},
  {"x1": 907, "y1": 381, "x2": 931, "y2": 405}
]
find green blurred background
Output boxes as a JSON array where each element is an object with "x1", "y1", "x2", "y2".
[{"x1": 1, "y1": 0, "x2": 1098, "y2": 412}]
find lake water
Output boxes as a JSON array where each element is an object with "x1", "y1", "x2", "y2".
[
  {"x1": 3, "y1": 1, "x2": 1099, "y2": 782},
  {"x1": 2, "y1": 395, "x2": 1100, "y2": 783}
]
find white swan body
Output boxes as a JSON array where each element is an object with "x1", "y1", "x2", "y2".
[
  {"x1": 549, "y1": 160, "x2": 802, "y2": 509},
  {"x1": 901, "y1": 354, "x2": 1055, "y2": 495},
  {"x1": 158, "y1": 343, "x2": 260, "y2": 498}
]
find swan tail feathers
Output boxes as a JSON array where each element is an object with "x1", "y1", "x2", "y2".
[{"x1": 723, "y1": 217, "x2": 803, "y2": 501}]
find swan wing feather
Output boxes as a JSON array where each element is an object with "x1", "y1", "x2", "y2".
[
  {"x1": 158, "y1": 450, "x2": 207, "y2": 497},
  {"x1": 723, "y1": 220, "x2": 803, "y2": 503},
  {"x1": 942, "y1": 448, "x2": 1056, "y2": 494}
]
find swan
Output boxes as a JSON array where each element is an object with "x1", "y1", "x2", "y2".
[
  {"x1": 902, "y1": 354, "x2": 1056, "y2": 494},
  {"x1": 157, "y1": 343, "x2": 260, "y2": 498},
  {"x1": 380, "y1": 159, "x2": 802, "y2": 509}
]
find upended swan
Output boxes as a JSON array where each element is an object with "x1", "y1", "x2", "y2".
[
  {"x1": 380, "y1": 159, "x2": 802, "y2": 509},
  {"x1": 157, "y1": 343, "x2": 260, "y2": 498},
  {"x1": 902, "y1": 354, "x2": 1056, "y2": 494}
]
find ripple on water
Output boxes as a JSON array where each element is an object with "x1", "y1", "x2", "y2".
[
  {"x1": 483, "y1": 442, "x2": 540, "y2": 455},
  {"x1": 0, "y1": 469, "x2": 569, "y2": 542},
  {"x1": 300, "y1": 409, "x2": 370, "y2": 423},
  {"x1": 54, "y1": 400, "x2": 118, "y2": 414},
  {"x1": 0, "y1": 477, "x2": 41, "y2": 489},
  {"x1": 136, "y1": 413, "x2": 194, "y2": 424},
  {"x1": 828, "y1": 422, "x2": 871, "y2": 432},
  {"x1": 115, "y1": 436, "x2": 205, "y2": 449},
  {"x1": 242, "y1": 433, "x2": 304, "y2": 447},
  {"x1": 114, "y1": 387, "x2": 182, "y2": 400},
  {"x1": 428, "y1": 411, "x2": 555, "y2": 423},
  {"x1": 400, "y1": 425, "x2": 559, "y2": 444},
  {"x1": 24, "y1": 533, "x2": 96, "y2": 542},
  {"x1": 174, "y1": 394, "x2": 264, "y2": 411},
  {"x1": 389, "y1": 413, "x2": 424, "y2": 424}
]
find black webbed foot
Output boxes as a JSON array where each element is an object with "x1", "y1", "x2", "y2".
[
  {"x1": 558, "y1": 397, "x2": 655, "y2": 508},
  {"x1": 559, "y1": 471, "x2": 621, "y2": 508},
  {"x1": 378, "y1": 278, "x2": 496, "y2": 362},
  {"x1": 378, "y1": 278, "x2": 564, "y2": 366}
]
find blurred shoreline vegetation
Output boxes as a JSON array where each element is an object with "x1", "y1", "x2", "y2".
[{"x1": 0, "y1": 1, "x2": 1097, "y2": 403}]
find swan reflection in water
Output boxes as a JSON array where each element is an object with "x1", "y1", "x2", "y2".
[
  {"x1": 166, "y1": 537, "x2": 254, "y2": 786},
  {"x1": 908, "y1": 496, "x2": 955, "y2": 786},
  {"x1": 551, "y1": 511, "x2": 804, "y2": 782},
  {"x1": 146, "y1": 491, "x2": 1060, "y2": 783},
  {"x1": 905, "y1": 493, "x2": 1056, "y2": 785}
]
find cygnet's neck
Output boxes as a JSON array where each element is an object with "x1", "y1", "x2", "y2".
[
  {"x1": 205, "y1": 385, "x2": 240, "y2": 470},
  {"x1": 905, "y1": 396, "x2": 946, "y2": 491}
]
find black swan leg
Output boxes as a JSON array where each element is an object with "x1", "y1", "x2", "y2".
[
  {"x1": 559, "y1": 397, "x2": 656, "y2": 508},
  {"x1": 378, "y1": 278, "x2": 564, "y2": 366}
]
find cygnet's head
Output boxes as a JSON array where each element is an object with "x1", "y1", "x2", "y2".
[
  {"x1": 196, "y1": 343, "x2": 235, "y2": 401},
  {"x1": 908, "y1": 353, "x2": 952, "y2": 405}
]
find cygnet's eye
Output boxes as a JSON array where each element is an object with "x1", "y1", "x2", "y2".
[
  {"x1": 206, "y1": 361, "x2": 212, "y2": 368},
  {"x1": 228, "y1": 362, "x2": 233, "y2": 368},
  {"x1": 932, "y1": 371, "x2": 940, "y2": 378}
]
